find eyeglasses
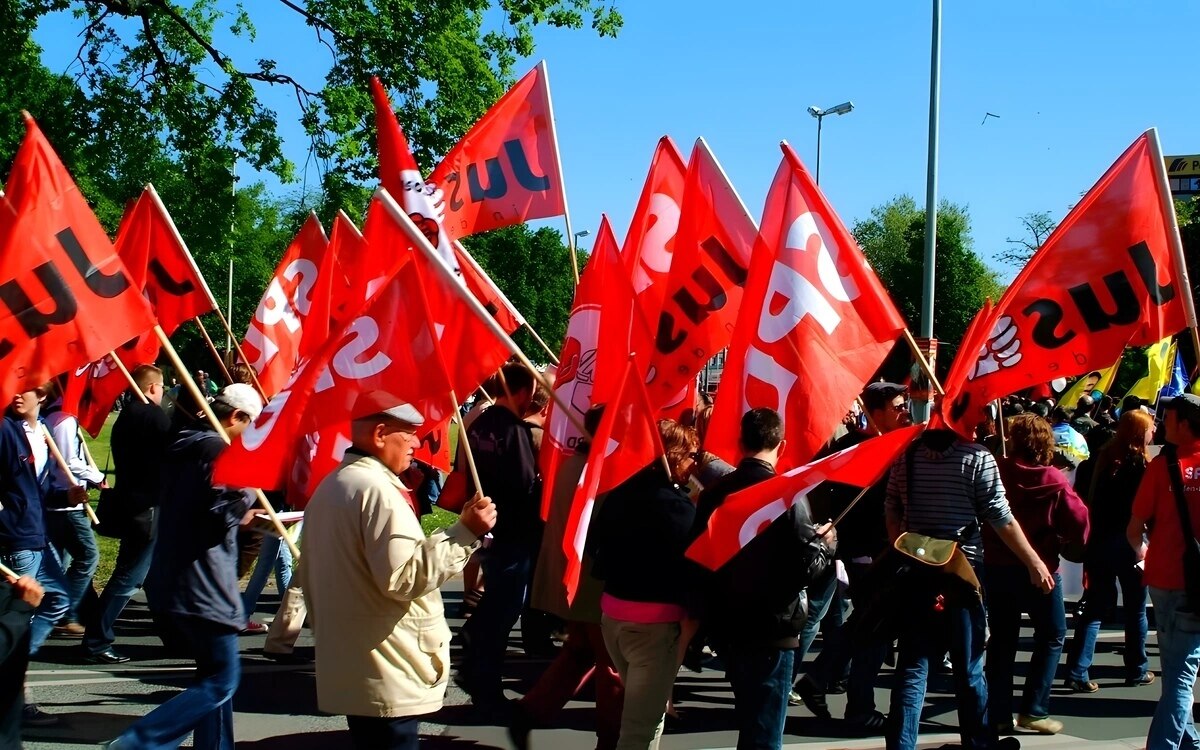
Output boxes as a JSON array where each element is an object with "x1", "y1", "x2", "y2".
[{"x1": 688, "y1": 451, "x2": 702, "y2": 461}]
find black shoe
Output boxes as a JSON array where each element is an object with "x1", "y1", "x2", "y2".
[
  {"x1": 22, "y1": 703, "x2": 61, "y2": 727},
  {"x1": 261, "y1": 649, "x2": 312, "y2": 665},
  {"x1": 84, "y1": 648, "x2": 131, "y2": 665},
  {"x1": 792, "y1": 677, "x2": 831, "y2": 720},
  {"x1": 827, "y1": 678, "x2": 848, "y2": 694},
  {"x1": 506, "y1": 701, "x2": 533, "y2": 750}
]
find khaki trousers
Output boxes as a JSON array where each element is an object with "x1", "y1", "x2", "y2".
[{"x1": 600, "y1": 615, "x2": 680, "y2": 750}]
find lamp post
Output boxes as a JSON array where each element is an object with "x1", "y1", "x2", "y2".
[
  {"x1": 807, "y1": 101, "x2": 854, "y2": 185},
  {"x1": 574, "y1": 229, "x2": 590, "y2": 249}
]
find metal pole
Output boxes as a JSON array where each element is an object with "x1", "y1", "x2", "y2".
[
  {"x1": 914, "y1": 0, "x2": 942, "y2": 423},
  {"x1": 815, "y1": 114, "x2": 823, "y2": 186},
  {"x1": 226, "y1": 258, "x2": 234, "y2": 355}
]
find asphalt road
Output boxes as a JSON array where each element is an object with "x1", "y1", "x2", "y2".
[{"x1": 20, "y1": 578, "x2": 1176, "y2": 749}]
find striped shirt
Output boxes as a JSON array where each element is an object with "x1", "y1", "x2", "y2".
[{"x1": 885, "y1": 439, "x2": 1014, "y2": 564}]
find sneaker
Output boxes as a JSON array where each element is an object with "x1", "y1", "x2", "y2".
[
  {"x1": 1127, "y1": 671, "x2": 1156, "y2": 687},
  {"x1": 52, "y1": 622, "x2": 85, "y2": 638},
  {"x1": 787, "y1": 689, "x2": 803, "y2": 706},
  {"x1": 22, "y1": 703, "x2": 60, "y2": 727},
  {"x1": 1064, "y1": 677, "x2": 1099, "y2": 693},
  {"x1": 1017, "y1": 715, "x2": 1063, "y2": 735},
  {"x1": 240, "y1": 620, "x2": 268, "y2": 635}
]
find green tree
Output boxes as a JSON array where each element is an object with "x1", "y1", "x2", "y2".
[
  {"x1": 996, "y1": 210, "x2": 1056, "y2": 269},
  {"x1": 853, "y1": 195, "x2": 1004, "y2": 355}
]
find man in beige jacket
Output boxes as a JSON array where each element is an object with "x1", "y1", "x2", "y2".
[{"x1": 303, "y1": 398, "x2": 497, "y2": 749}]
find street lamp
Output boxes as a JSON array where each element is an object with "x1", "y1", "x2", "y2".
[
  {"x1": 574, "y1": 229, "x2": 590, "y2": 248},
  {"x1": 807, "y1": 101, "x2": 854, "y2": 184}
]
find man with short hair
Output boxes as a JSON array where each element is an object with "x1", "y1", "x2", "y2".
[
  {"x1": 82, "y1": 364, "x2": 170, "y2": 665},
  {"x1": 885, "y1": 426, "x2": 1051, "y2": 750},
  {"x1": 1128, "y1": 393, "x2": 1200, "y2": 750},
  {"x1": 697, "y1": 408, "x2": 836, "y2": 750},
  {"x1": 457, "y1": 363, "x2": 543, "y2": 709},
  {"x1": 303, "y1": 395, "x2": 496, "y2": 749},
  {"x1": 106, "y1": 383, "x2": 263, "y2": 749}
]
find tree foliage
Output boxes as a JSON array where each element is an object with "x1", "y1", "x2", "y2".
[
  {"x1": 853, "y1": 195, "x2": 1004, "y2": 355},
  {"x1": 996, "y1": 210, "x2": 1056, "y2": 269}
]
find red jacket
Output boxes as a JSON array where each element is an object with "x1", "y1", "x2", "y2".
[{"x1": 984, "y1": 459, "x2": 1089, "y2": 572}]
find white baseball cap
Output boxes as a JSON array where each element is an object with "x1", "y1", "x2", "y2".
[{"x1": 214, "y1": 383, "x2": 264, "y2": 421}]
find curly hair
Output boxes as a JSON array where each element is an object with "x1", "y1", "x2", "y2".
[
  {"x1": 659, "y1": 418, "x2": 699, "y2": 477},
  {"x1": 1006, "y1": 413, "x2": 1056, "y2": 466}
]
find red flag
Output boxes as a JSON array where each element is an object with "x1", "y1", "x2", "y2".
[
  {"x1": 326, "y1": 211, "x2": 376, "y2": 328},
  {"x1": 412, "y1": 418, "x2": 452, "y2": 474},
  {"x1": 562, "y1": 357, "x2": 665, "y2": 603},
  {"x1": 214, "y1": 248, "x2": 455, "y2": 490},
  {"x1": 942, "y1": 130, "x2": 1192, "y2": 438},
  {"x1": 118, "y1": 187, "x2": 216, "y2": 336},
  {"x1": 62, "y1": 333, "x2": 160, "y2": 436},
  {"x1": 686, "y1": 424, "x2": 924, "y2": 571},
  {"x1": 242, "y1": 215, "x2": 330, "y2": 396},
  {"x1": 371, "y1": 77, "x2": 523, "y2": 335},
  {"x1": 285, "y1": 422, "x2": 351, "y2": 510},
  {"x1": 708, "y1": 144, "x2": 907, "y2": 470},
  {"x1": 643, "y1": 138, "x2": 758, "y2": 410},
  {"x1": 366, "y1": 192, "x2": 511, "y2": 404},
  {"x1": 540, "y1": 216, "x2": 646, "y2": 519},
  {"x1": 0, "y1": 115, "x2": 156, "y2": 403},
  {"x1": 427, "y1": 62, "x2": 566, "y2": 239},
  {"x1": 625, "y1": 137, "x2": 688, "y2": 359}
]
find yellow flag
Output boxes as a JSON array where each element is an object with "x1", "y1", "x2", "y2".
[
  {"x1": 1126, "y1": 338, "x2": 1175, "y2": 403},
  {"x1": 1059, "y1": 365, "x2": 1119, "y2": 409}
]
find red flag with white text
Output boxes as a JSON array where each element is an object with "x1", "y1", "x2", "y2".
[
  {"x1": 562, "y1": 357, "x2": 665, "y2": 603},
  {"x1": 427, "y1": 63, "x2": 565, "y2": 239},
  {"x1": 0, "y1": 115, "x2": 157, "y2": 404},
  {"x1": 241, "y1": 215, "x2": 330, "y2": 396},
  {"x1": 686, "y1": 424, "x2": 924, "y2": 571},
  {"x1": 708, "y1": 144, "x2": 906, "y2": 470},
  {"x1": 942, "y1": 131, "x2": 1191, "y2": 438},
  {"x1": 643, "y1": 139, "x2": 758, "y2": 411}
]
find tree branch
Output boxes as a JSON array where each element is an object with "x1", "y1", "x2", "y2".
[{"x1": 275, "y1": 0, "x2": 346, "y2": 43}]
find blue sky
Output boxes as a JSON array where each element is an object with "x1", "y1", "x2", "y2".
[{"x1": 32, "y1": 1, "x2": 1200, "y2": 276}]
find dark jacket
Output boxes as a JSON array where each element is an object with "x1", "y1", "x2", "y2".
[
  {"x1": 145, "y1": 428, "x2": 254, "y2": 631},
  {"x1": 696, "y1": 457, "x2": 834, "y2": 649},
  {"x1": 0, "y1": 416, "x2": 69, "y2": 552},
  {"x1": 813, "y1": 430, "x2": 889, "y2": 561},
  {"x1": 466, "y1": 404, "x2": 542, "y2": 552},
  {"x1": 111, "y1": 398, "x2": 171, "y2": 512},
  {"x1": 588, "y1": 465, "x2": 696, "y2": 607},
  {"x1": 984, "y1": 459, "x2": 1089, "y2": 572},
  {"x1": 0, "y1": 579, "x2": 32, "y2": 749}
]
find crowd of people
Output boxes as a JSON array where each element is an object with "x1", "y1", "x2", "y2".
[{"x1": 0, "y1": 358, "x2": 1198, "y2": 750}]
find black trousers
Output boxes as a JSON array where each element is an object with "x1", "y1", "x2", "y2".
[{"x1": 346, "y1": 714, "x2": 419, "y2": 749}]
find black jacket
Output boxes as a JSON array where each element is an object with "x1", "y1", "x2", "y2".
[
  {"x1": 145, "y1": 428, "x2": 254, "y2": 631},
  {"x1": 466, "y1": 405, "x2": 543, "y2": 552},
  {"x1": 588, "y1": 465, "x2": 696, "y2": 608},
  {"x1": 696, "y1": 457, "x2": 834, "y2": 649},
  {"x1": 0, "y1": 579, "x2": 32, "y2": 748},
  {"x1": 110, "y1": 398, "x2": 171, "y2": 514}
]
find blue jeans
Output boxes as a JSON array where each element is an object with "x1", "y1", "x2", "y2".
[
  {"x1": 459, "y1": 542, "x2": 533, "y2": 701},
  {"x1": 240, "y1": 535, "x2": 292, "y2": 617},
  {"x1": 808, "y1": 561, "x2": 888, "y2": 716},
  {"x1": 347, "y1": 715, "x2": 419, "y2": 749},
  {"x1": 1, "y1": 547, "x2": 69, "y2": 654},
  {"x1": 887, "y1": 600, "x2": 992, "y2": 750},
  {"x1": 1147, "y1": 588, "x2": 1200, "y2": 750},
  {"x1": 83, "y1": 533, "x2": 155, "y2": 654},
  {"x1": 792, "y1": 567, "x2": 841, "y2": 678},
  {"x1": 46, "y1": 509, "x2": 100, "y2": 621},
  {"x1": 984, "y1": 567, "x2": 1065, "y2": 720},
  {"x1": 115, "y1": 615, "x2": 240, "y2": 749},
  {"x1": 1067, "y1": 538, "x2": 1149, "y2": 682},
  {"x1": 724, "y1": 645, "x2": 794, "y2": 750}
]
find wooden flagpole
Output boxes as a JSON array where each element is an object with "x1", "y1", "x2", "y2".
[
  {"x1": 902, "y1": 328, "x2": 945, "y2": 395},
  {"x1": 379, "y1": 191, "x2": 589, "y2": 438},
  {"x1": 525, "y1": 324, "x2": 560, "y2": 366},
  {"x1": 995, "y1": 399, "x2": 1008, "y2": 458},
  {"x1": 152, "y1": 325, "x2": 299, "y2": 559},
  {"x1": 1147, "y1": 129, "x2": 1200, "y2": 378},
  {"x1": 111, "y1": 353, "x2": 149, "y2": 404},
  {"x1": 537, "y1": 61, "x2": 580, "y2": 286},
  {"x1": 194, "y1": 317, "x2": 233, "y2": 384},
  {"x1": 144, "y1": 184, "x2": 268, "y2": 400},
  {"x1": 41, "y1": 425, "x2": 100, "y2": 525},
  {"x1": 448, "y1": 390, "x2": 482, "y2": 495}
]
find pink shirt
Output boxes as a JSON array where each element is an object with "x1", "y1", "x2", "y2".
[{"x1": 601, "y1": 593, "x2": 685, "y2": 624}]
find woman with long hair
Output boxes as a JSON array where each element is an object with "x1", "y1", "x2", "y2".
[
  {"x1": 586, "y1": 420, "x2": 700, "y2": 750},
  {"x1": 983, "y1": 413, "x2": 1089, "y2": 736},
  {"x1": 1064, "y1": 409, "x2": 1156, "y2": 692}
]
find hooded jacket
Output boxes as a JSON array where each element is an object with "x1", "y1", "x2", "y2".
[
  {"x1": 984, "y1": 458, "x2": 1089, "y2": 572},
  {"x1": 145, "y1": 427, "x2": 254, "y2": 630}
]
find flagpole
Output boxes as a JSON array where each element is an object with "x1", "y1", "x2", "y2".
[
  {"x1": 144, "y1": 184, "x2": 268, "y2": 399},
  {"x1": 995, "y1": 399, "x2": 1008, "y2": 458},
  {"x1": 111, "y1": 352, "x2": 150, "y2": 404},
  {"x1": 194, "y1": 317, "x2": 233, "y2": 383},
  {"x1": 448, "y1": 390, "x2": 482, "y2": 496},
  {"x1": 42, "y1": 425, "x2": 100, "y2": 525},
  {"x1": 537, "y1": 61, "x2": 580, "y2": 286},
  {"x1": 226, "y1": 259, "x2": 234, "y2": 356},
  {"x1": 697, "y1": 136, "x2": 760, "y2": 232},
  {"x1": 452, "y1": 238, "x2": 559, "y2": 365},
  {"x1": 152, "y1": 325, "x2": 299, "y2": 559},
  {"x1": 77, "y1": 427, "x2": 103, "y2": 484},
  {"x1": 902, "y1": 328, "x2": 945, "y2": 395},
  {"x1": 1147, "y1": 128, "x2": 1200, "y2": 377},
  {"x1": 380, "y1": 190, "x2": 589, "y2": 437}
]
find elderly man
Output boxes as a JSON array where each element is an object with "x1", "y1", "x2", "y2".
[{"x1": 303, "y1": 395, "x2": 496, "y2": 749}]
